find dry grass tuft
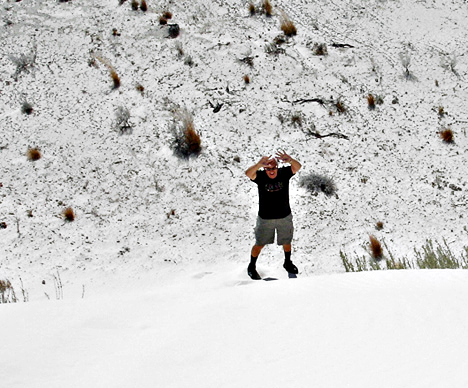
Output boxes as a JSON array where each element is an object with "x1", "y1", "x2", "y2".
[
  {"x1": 335, "y1": 100, "x2": 346, "y2": 114},
  {"x1": 162, "y1": 11, "x2": 173, "y2": 19},
  {"x1": 172, "y1": 110, "x2": 202, "y2": 159},
  {"x1": 376, "y1": 221, "x2": 384, "y2": 231},
  {"x1": 248, "y1": 3, "x2": 256, "y2": 16},
  {"x1": 131, "y1": 0, "x2": 138, "y2": 10},
  {"x1": 437, "y1": 106, "x2": 445, "y2": 117},
  {"x1": 369, "y1": 235, "x2": 383, "y2": 260},
  {"x1": 280, "y1": 14, "x2": 297, "y2": 37},
  {"x1": 159, "y1": 16, "x2": 168, "y2": 25},
  {"x1": 62, "y1": 207, "x2": 75, "y2": 222},
  {"x1": 262, "y1": 0, "x2": 272, "y2": 17},
  {"x1": 439, "y1": 128, "x2": 454, "y2": 143},
  {"x1": 367, "y1": 94, "x2": 375, "y2": 110},
  {"x1": 140, "y1": 0, "x2": 147, "y2": 12},
  {"x1": 136, "y1": 84, "x2": 144, "y2": 95},
  {"x1": 27, "y1": 147, "x2": 41, "y2": 161},
  {"x1": 243, "y1": 74, "x2": 250, "y2": 84},
  {"x1": 110, "y1": 69, "x2": 121, "y2": 89}
]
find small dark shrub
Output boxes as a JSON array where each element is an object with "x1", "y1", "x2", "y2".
[
  {"x1": 62, "y1": 207, "x2": 75, "y2": 222},
  {"x1": 136, "y1": 84, "x2": 144, "y2": 95},
  {"x1": 131, "y1": 0, "x2": 138, "y2": 10},
  {"x1": 115, "y1": 106, "x2": 133, "y2": 135},
  {"x1": 437, "y1": 106, "x2": 445, "y2": 117},
  {"x1": 21, "y1": 101, "x2": 33, "y2": 115},
  {"x1": 243, "y1": 74, "x2": 250, "y2": 84},
  {"x1": 369, "y1": 235, "x2": 383, "y2": 260},
  {"x1": 162, "y1": 11, "x2": 173, "y2": 19},
  {"x1": 312, "y1": 43, "x2": 328, "y2": 56},
  {"x1": 167, "y1": 24, "x2": 180, "y2": 38},
  {"x1": 299, "y1": 173, "x2": 337, "y2": 197},
  {"x1": 376, "y1": 221, "x2": 384, "y2": 231},
  {"x1": 439, "y1": 129, "x2": 454, "y2": 143},
  {"x1": 27, "y1": 147, "x2": 41, "y2": 161},
  {"x1": 290, "y1": 113, "x2": 303, "y2": 127},
  {"x1": 248, "y1": 3, "x2": 256, "y2": 16},
  {"x1": 0, "y1": 222, "x2": 7, "y2": 229},
  {"x1": 140, "y1": 0, "x2": 147, "y2": 11},
  {"x1": 159, "y1": 16, "x2": 168, "y2": 25}
]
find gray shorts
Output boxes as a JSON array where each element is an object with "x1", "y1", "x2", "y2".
[{"x1": 254, "y1": 214, "x2": 294, "y2": 246}]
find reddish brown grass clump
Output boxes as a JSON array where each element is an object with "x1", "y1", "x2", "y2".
[
  {"x1": 62, "y1": 207, "x2": 75, "y2": 222},
  {"x1": 110, "y1": 69, "x2": 121, "y2": 89},
  {"x1": 439, "y1": 129, "x2": 453, "y2": 143},
  {"x1": 243, "y1": 74, "x2": 251, "y2": 84},
  {"x1": 369, "y1": 235, "x2": 383, "y2": 260},
  {"x1": 162, "y1": 11, "x2": 173, "y2": 19},
  {"x1": 159, "y1": 16, "x2": 168, "y2": 25},
  {"x1": 248, "y1": 3, "x2": 256, "y2": 16},
  {"x1": 184, "y1": 120, "x2": 201, "y2": 155},
  {"x1": 367, "y1": 94, "x2": 376, "y2": 110},
  {"x1": 27, "y1": 148, "x2": 41, "y2": 161},
  {"x1": 262, "y1": 0, "x2": 272, "y2": 17},
  {"x1": 140, "y1": 0, "x2": 147, "y2": 12},
  {"x1": 376, "y1": 221, "x2": 384, "y2": 231},
  {"x1": 280, "y1": 15, "x2": 297, "y2": 37}
]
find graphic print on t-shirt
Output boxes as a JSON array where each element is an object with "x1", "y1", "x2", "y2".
[{"x1": 264, "y1": 181, "x2": 284, "y2": 192}]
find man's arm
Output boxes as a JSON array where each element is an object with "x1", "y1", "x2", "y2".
[
  {"x1": 276, "y1": 150, "x2": 302, "y2": 174},
  {"x1": 245, "y1": 156, "x2": 271, "y2": 180}
]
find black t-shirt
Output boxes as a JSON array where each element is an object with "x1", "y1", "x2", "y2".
[{"x1": 252, "y1": 166, "x2": 294, "y2": 219}]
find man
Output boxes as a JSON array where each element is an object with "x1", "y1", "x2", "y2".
[{"x1": 245, "y1": 150, "x2": 302, "y2": 280}]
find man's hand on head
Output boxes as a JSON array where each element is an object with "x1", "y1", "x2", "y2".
[{"x1": 276, "y1": 150, "x2": 292, "y2": 164}]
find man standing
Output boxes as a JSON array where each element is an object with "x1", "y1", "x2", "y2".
[{"x1": 245, "y1": 150, "x2": 302, "y2": 280}]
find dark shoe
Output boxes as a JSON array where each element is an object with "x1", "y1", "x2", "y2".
[
  {"x1": 283, "y1": 260, "x2": 298, "y2": 274},
  {"x1": 248, "y1": 265, "x2": 261, "y2": 280}
]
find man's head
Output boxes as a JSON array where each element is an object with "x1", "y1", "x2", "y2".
[{"x1": 264, "y1": 158, "x2": 278, "y2": 179}]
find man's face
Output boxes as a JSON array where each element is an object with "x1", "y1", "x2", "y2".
[{"x1": 265, "y1": 160, "x2": 278, "y2": 179}]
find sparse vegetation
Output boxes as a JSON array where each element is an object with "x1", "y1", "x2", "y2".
[
  {"x1": 376, "y1": 221, "x2": 384, "y2": 231},
  {"x1": 439, "y1": 128, "x2": 454, "y2": 143},
  {"x1": 140, "y1": 0, "x2": 147, "y2": 12},
  {"x1": 131, "y1": 0, "x2": 139, "y2": 11},
  {"x1": 171, "y1": 110, "x2": 202, "y2": 159},
  {"x1": 243, "y1": 74, "x2": 251, "y2": 84},
  {"x1": 342, "y1": 238, "x2": 468, "y2": 272},
  {"x1": 27, "y1": 147, "x2": 42, "y2": 161},
  {"x1": 248, "y1": 3, "x2": 256, "y2": 16},
  {"x1": 9, "y1": 45, "x2": 37, "y2": 81},
  {"x1": 159, "y1": 16, "x2": 168, "y2": 25},
  {"x1": 299, "y1": 173, "x2": 337, "y2": 197}
]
